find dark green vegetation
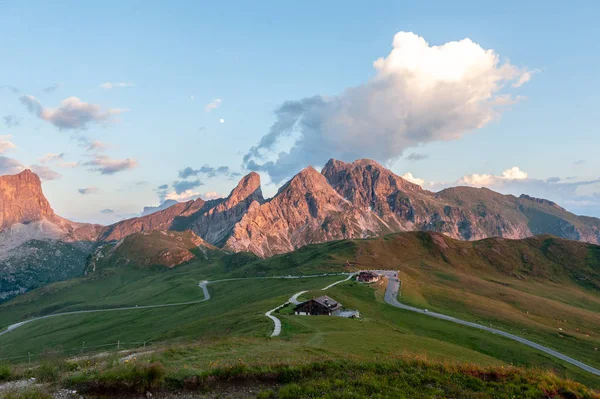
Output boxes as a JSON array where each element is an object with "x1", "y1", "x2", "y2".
[
  {"x1": 0, "y1": 231, "x2": 599, "y2": 393},
  {"x1": 3, "y1": 354, "x2": 599, "y2": 399},
  {"x1": 0, "y1": 239, "x2": 92, "y2": 303}
]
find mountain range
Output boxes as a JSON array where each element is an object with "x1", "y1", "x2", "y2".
[{"x1": 1, "y1": 158, "x2": 599, "y2": 300}]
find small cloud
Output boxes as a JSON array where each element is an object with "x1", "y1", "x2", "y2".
[
  {"x1": 39, "y1": 153, "x2": 65, "y2": 163},
  {"x1": 20, "y1": 95, "x2": 128, "y2": 130},
  {"x1": 190, "y1": 95, "x2": 196, "y2": 101},
  {"x1": 157, "y1": 184, "x2": 168, "y2": 190},
  {"x1": 3, "y1": 115, "x2": 21, "y2": 128},
  {"x1": 86, "y1": 140, "x2": 109, "y2": 152},
  {"x1": 166, "y1": 189, "x2": 201, "y2": 202},
  {"x1": 84, "y1": 155, "x2": 138, "y2": 175},
  {"x1": 573, "y1": 160, "x2": 586, "y2": 165},
  {"x1": 546, "y1": 177, "x2": 561, "y2": 183},
  {"x1": 78, "y1": 187, "x2": 99, "y2": 195},
  {"x1": 1, "y1": 86, "x2": 20, "y2": 94},
  {"x1": 173, "y1": 179, "x2": 203, "y2": 194},
  {"x1": 0, "y1": 156, "x2": 24, "y2": 175},
  {"x1": 178, "y1": 165, "x2": 230, "y2": 179},
  {"x1": 219, "y1": 118, "x2": 225, "y2": 123},
  {"x1": 43, "y1": 83, "x2": 63, "y2": 93},
  {"x1": 205, "y1": 99, "x2": 222, "y2": 112},
  {"x1": 0, "y1": 135, "x2": 16, "y2": 153},
  {"x1": 202, "y1": 191, "x2": 221, "y2": 200},
  {"x1": 406, "y1": 153, "x2": 428, "y2": 162},
  {"x1": 500, "y1": 166, "x2": 528, "y2": 180},
  {"x1": 100, "y1": 208, "x2": 114, "y2": 214},
  {"x1": 458, "y1": 166, "x2": 528, "y2": 187},
  {"x1": 30, "y1": 164, "x2": 61, "y2": 181},
  {"x1": 100, "y1": 82, "x2": 134, "y2": 89},
  {"x1": 401, "y1": 172, "x2": 425, "y2": 186}
]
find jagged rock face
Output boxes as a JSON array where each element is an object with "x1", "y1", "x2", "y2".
[
  {"x1": 224, "y1": 167, "x2": 388, "y2": 257},
  {"x1": 323, "y1": 159, "x2": 600, "y2": 244},
  {"x1": 188, "y1": 172, "x2": 264, "y2": 246},
  {"x1": 0, "y1": 170, "x2": 55, "y2": 230}
]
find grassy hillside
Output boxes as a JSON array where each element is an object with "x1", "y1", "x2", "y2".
[{"x1": 0, "y1": 232, "x2": 599, "y2": 390}]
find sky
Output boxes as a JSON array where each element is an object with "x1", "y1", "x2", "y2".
[{"x1": 1, "y1": 0, "x2": 599, "y2": 223}]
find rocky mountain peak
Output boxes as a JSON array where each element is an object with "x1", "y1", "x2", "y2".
[
  {"x1": 277, "y1": 166, "x2": 332, "y2": 196},
  {"x1": 225, "y1": 172, "x2": 264, "y2": 207},
  {"x1": 0, "y1": 169, "x2": 55, "y2": 230}
]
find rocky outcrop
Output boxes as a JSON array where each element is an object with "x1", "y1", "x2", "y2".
[
  {"x1": 0, "y1": 169, "x2": 55, "y2": 230},
  {"x1": 187, "y1": 172, "x2": 264, "y2": 246}
]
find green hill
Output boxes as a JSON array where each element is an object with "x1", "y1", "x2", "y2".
[{"x1": 0, "y1": 232, "x2": 599, "y2": 391}]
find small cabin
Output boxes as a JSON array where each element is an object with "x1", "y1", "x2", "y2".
[
  {"x1": 357, "y1": 271, "x2": 380, "y2": 283},
  {"x1": 294, "y1": 295, "x2": 342, "y2": 316}
]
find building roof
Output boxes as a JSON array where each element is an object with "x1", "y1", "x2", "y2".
[{"x1": 312, "y1": 295, "x2": 342, "y2": 310}]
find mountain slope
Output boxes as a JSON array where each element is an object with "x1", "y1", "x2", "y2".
[{"x1": 0, "y1": 170, "x2": 101, "y2": 301}]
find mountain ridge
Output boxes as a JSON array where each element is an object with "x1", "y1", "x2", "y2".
[{"x1": 1, "y1": 159, "x2": 600, "y2": 300}]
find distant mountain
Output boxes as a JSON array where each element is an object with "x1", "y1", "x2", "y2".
[
  {"x1": 141, "y1": 200, "x2": 179, "y2": 216},
  {"x1": 2, "y1": 160, "x2": 600, "y2": 300},
  {"x1": 99, "y1": 158, "x2": 600, "y2": 258}
]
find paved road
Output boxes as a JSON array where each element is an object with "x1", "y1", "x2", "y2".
[
  {"x1": 0, "y1": 273, "x2": 351, "y2": 338},
  {"x1": 379, "y1": 270, "x2": 600, "y2": 377},
  {"x1": 266, "y1": 274, "x2": 356, "y2": 337},
  {"x1": 289, "y1": 291, "x2": 308, "y2": 305}
]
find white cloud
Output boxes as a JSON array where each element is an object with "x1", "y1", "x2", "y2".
[
  {"x1": 0, "y1": 135, "x2": 16, "y2": 153},
  {"x1": 458, "y1": 166, "x2": 528, "y2": 187},
  {"x1": 244, "y1": 31, "x2": 534, "y2": 183},
  {"x1": 165, "y1": 189, "x2": 201, "y2": 202},
  {"x1": 190, "y1": 95, "x2": 196, "y2": 101},
  {"x1": 205, "y1": 99, "x2": 222, "y2": 112},
  {"x1": 100, "y1": 82, "x2": 134, "y2": 89},
  {"x1": 219, "y1": 118, "x2": 225, "y2": 123},
  {"x1": 20, "y1": 95, "x2": 128, "y2": 130},
  {"x1": 501, "y1": 166, "x2": 528, "y2": 180},
  {"x1": 39, "y1": 153, "x2": 64, "y2": 163},
  {"x1": 202, "y1": 191, "x2": 221, "y2": 200},
  {"x1": 84, "y1": 155, "x2": 138, "y2": 175},
  {"x1": 401, "y1": 172, "x2": 425, "y2": 186}
]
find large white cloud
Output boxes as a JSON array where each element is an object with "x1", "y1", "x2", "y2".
[
  {"x1": 20, "y1": 95, "x2": 128, "y2": 130},
  {"x1": 244, "y1": 31, "x2": 533, "y2": 183}
]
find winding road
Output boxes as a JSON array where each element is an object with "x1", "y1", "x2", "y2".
[
  {"x1": 0, "y1": 273, "x2": 351, "y2": 338},
  {"x1": 3, "y1": 269, "x2": 599, "y2": 378},
  {"x1": 265, "y1": 274, "x2": 356, "y2": 337},
  {"x1": 379, "y1": 270, "x2": 600, "y2": 377}
]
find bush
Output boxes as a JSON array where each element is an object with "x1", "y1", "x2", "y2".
[
  {"x1": 0, "y1": 363, "x2": 11, "y2": 381},
  {"x1": 70, "y1": 361, "x2": 166, "y2": 393}
]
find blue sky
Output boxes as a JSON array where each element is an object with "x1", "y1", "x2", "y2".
[{"x1": 1, "y1": 0, "x2": 599, "y2": 223}]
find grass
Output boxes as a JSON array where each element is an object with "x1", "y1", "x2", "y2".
[
  {"x1": 64, "y1": 356, "x2": 599, "y2": 399},
  {"x1": 1, "y1": 387, "x2": 54, "y2": 399},
  {"x1": 1, "y1": 231, "x2": 600, "y2": 391}
]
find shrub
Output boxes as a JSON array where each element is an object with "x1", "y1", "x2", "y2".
[
  {"x1": 70, "y1": 361, "x2": 166, "y2": 393},
  {"x1": 0, "y1": 363, "x2": 11, "y2": 381}
]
